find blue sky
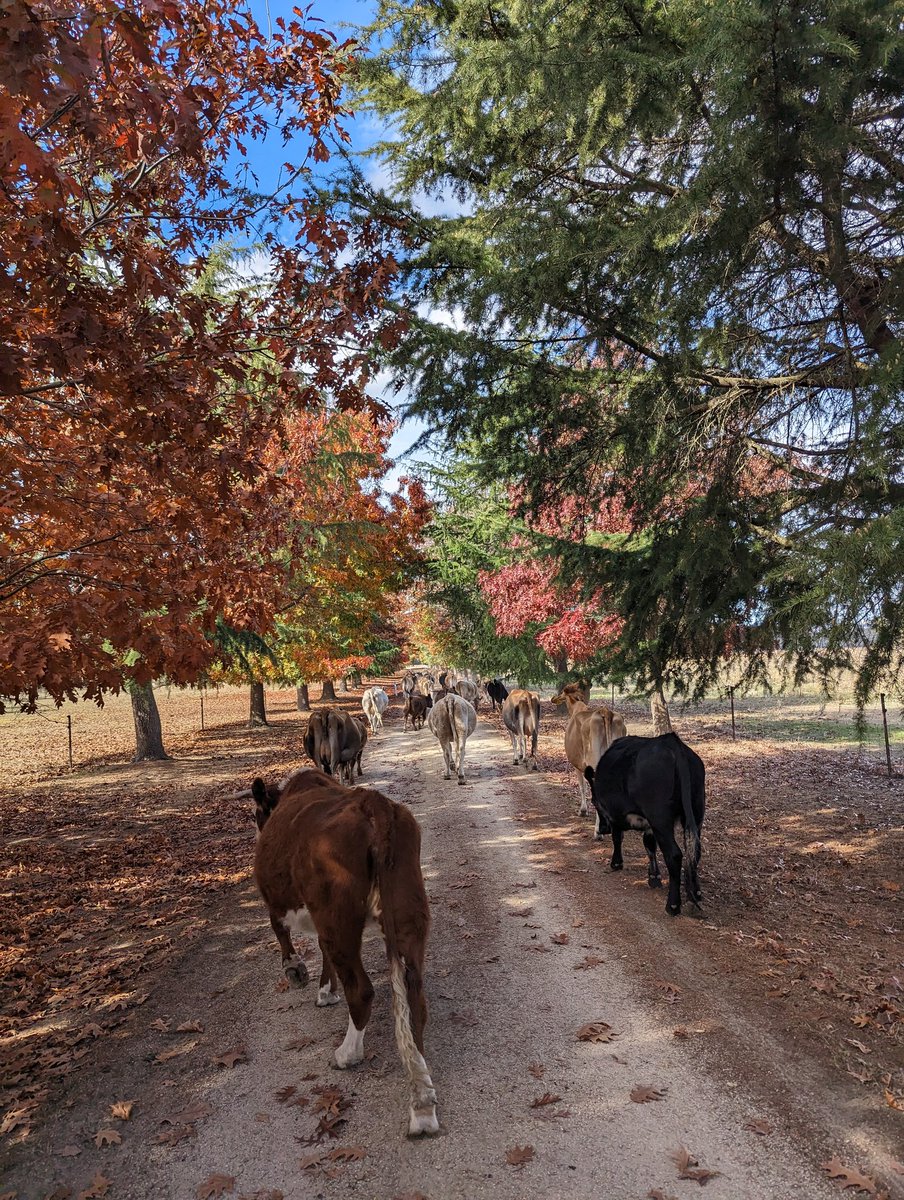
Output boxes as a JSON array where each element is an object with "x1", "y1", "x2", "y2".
[{"x1": 243, "y1": 0, "x2": 437, "y2": 490}]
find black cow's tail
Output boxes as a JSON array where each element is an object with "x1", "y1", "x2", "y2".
[{"x1": 676, "y1": 750, "x2": 702, "y2": 907}]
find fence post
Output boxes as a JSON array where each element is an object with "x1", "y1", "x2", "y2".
[
  {"x1": 729, "y1": 687, "x2": 736, "y2": 741},
  {"x1": 67, "y1": 714, "x2": 73, "y2": 767},
  {"x1": 880, "y1": 693, "x2": 893, "y2": 777},
  {"x1": 200, "y1": 689, "x2": 205, "y2": 732}
]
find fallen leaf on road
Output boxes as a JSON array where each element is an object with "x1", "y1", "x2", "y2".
[
  {"x1": 510, "y1": 907, "x2": 534, "y2": 918},
  {"x1": 630, "y1": 1086, "x2": 666, "y2": 1103},
  {"x1": 275, "y1": 1086, "x2": 298, "y2": 1103},
  {"x1": 154, "y1": 1124, "x2": 197, "y2": 1147},
  {"x1": 846, "y1": 1039, "x2": 870, "y2": 1054},
  {"x1": 283, "y1": 1037, "x2": 315, "y2": 1051},
  {"x1": 154, "y1": 1039, "x2": 198, "y2": 1063},
  {"x1": 299, "y1": 1150, "x2": 327, "y2": 1170},
  {"x1": 109, "y1": 1101, "x2": 134, "y2": 1121},
  {"x1": 670, "y1": 1147, "x2": 721, "y2": 1185},
  {"x1": 449, "y1": 1011, "x2": 478, "y2": 1027},
  {"x1": 58, "y1": 1145, "x2": 81, "y2": 1158},
  {"x1": 851, "y1": 1015, "x2": 871, "y2": 1029},
  {"x1": 572, "y1": 916, "x2": 585, "y2": 927},
  {"x1": 743, "y1": 1118, "x2": 772, "y2": 1136},
  {"x1": 150, "y1": 1019, "x2": 171, "y2": 1033},
  {"x1": 505, "y1": 1145, "x2": 535, "y2": 1168},
  {"x1": 884, "y1": 1090, "x2": 904, "y2": 1111},
  {"x1": 93, "y1": 1129, "x2": 121, "y2": 1147},
  {"x1": 528, "y1": 1062, "x2": 545, "y2": 1079},
  {"x1": 177, "y1": 1021, "x2": 204, "y2": 1033},
  {"x1": 577, "y1": 1022, "x2": 616, "y2": 1044},
  {"x1": 822, "y1": 1156, "x2": 878, "y2": 1193},
  {"x1": 530, "y1": 1093, "x2": 562, "y2": 1108},
  {"x1": 574, "y1": 955, "x2": 605, "y2": 970},
  {"x1": 196, "y1": 1175, "x2": 235, "y2": 1199},
  {"x1": 167, "y1": 1102, "x2": 212, "y2": 1124},
  {"x1": 550, "y1": 932, "x2": 570, "y2": 945},
  {"x1": 78, "y1": 1174, "x2": 110, "y2": 1200},
  {"x1": 45, "y1": 1188, "x2": 73, "y2": 1200},
  {"x1": 325, "y1": 1146, "x2": 365, "y2": 1163},
  {"x1": 213, "y1": 1044, "x2": 247, "y2": 1069}
]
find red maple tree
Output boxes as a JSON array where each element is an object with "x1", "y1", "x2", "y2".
[{"x1": 0, "y1": 0, "x2": 401, "y2": 709}]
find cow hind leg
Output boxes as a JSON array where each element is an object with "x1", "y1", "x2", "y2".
[
  {"x1": 269, "y1": 913, "x2": 309, "y2": 988},
  {"x1": 328, "y1": 948, "x2": 373, "y2": 1068},
  {"x1": 316, "y1": 939, "x2": 341, "y2": 1006},
  {"x1": 577, "y1": 771, "x2": 590, "y2": 817},
  {"x1": 455, "y1": 734, "x2": 466, "y2": 785},
  {"x1": 643, "y1": 830, "x2": 662, "y2": 888},
  {"x1": 609, "y1": 827, "x2": 625, "y2": 871},
  {"x1": 652, "y1": 824, "x2": 682, "y2": 915}
]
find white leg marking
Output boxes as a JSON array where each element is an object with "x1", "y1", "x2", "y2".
[
  {"x1": 333, "y1": 1014, "x2": 365, "y2": 1068},
  {"x1": 577, "y1": 772, "x2": 589, "y2": 816},
  {"x1": 316, "y1": 982, "x2": 340, "y2": 1007}
]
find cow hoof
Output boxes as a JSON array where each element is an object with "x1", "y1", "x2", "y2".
[
  {"x1": 609, "y1": 861, "x2": 624, "y2": 872},
  {"x1": 332, "y1": 1049, "x2": 363, "y2": 1069},
  {"x1": 648, "y1": 877, "x2": 663, "y2": 889},
  {"x1": 284, "y1": 959, "x2": 310, "y2": 988},
  {"x1": 316, "y1": 985, "x2": 341, "y2": 1007},
  {"x1": 666, "y1": 902, "x2": 681, "y2": 917},
  {"x1": 443, "y1": 773, "x2": 451, "y2": 780},
  {"x1": 408, "y1": 1104, "x2": 440, "y2": 1137},
  {"x1": 457, "y1": 777, "x2": 466, "y2": 786}
]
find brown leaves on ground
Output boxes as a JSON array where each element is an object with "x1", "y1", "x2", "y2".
[
  {"x1": 283, "y1": 1036, "x2": 315, "y2": 1052},
  {"x1": 669, "y1": 1147, "x2": 721, "y2": 1185},
  {"x1": 93, "y1": 1128, "x2": 121, "y2": 1147},
  {"x1": 574, "y1": 954, "x2": 605, "y2": 970},
  {"x1": 78, "y1": 1174, "x2": 111, "y2": 1200},
  {"x1": 109, "y1": 1100, "x2": 134, "y2": 1121},
  {"x1": 196, "y1": 1175, "x2": 236, "y2": 1200},
  {"x1": 822, "y1": 1156, "x2": 880, "y2": 1194},
  {"x1": 630, "y1": 1086, "x2": 667, "y2": 1103},
  {"x1": 154, "y1": 1039, "x2": 199, "y2": 1064},
  {"x1": 576, "y1": 1022, "x2": 616, "y2": 1044},
  {"x1": 550, "y1": 932, "x2": 570, "y2": 945},
  {"x1": 449, "y1": 1011, "x2": 479, "y2": 1027},
  {"x1": 529, "y1": 1092, "x2": 562, "y2": 1108},
  {"x1": 505, "y1": 1145, "x2": 535, "y2": 1168},
  {"x1": 528, "y1": 1062, "x2": 545, "y2": 1079},
  {"x1": 213, "y1": 1043, "x2": 247, "y2": 1069},
  {"x1": 743, "y1": 1117, "x2": 772, "y2": 1136},
  {"x1": 296, "y1": 1085, "x2": 352, "y2": 1145},
  {"x1": 510, "y1": 906, "x2": 534, "y2": 918}
]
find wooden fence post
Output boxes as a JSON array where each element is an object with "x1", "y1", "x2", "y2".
[{"x1": 880, "y1": 693, "x2": 893, "y2": 777}]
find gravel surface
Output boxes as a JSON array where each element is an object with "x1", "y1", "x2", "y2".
[{"x1": 2, "y1": 715, "x2": 900, "y2": 1200}]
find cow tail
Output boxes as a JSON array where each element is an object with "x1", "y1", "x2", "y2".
[
  {"x1": 367, "y1": 796, "x2": 436, "y2": 1120},
  {"x1": 676, "y1": 750, "x2": 701, "y2": 906}
]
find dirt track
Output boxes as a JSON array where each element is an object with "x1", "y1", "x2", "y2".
[{"x1": 3, "y1": 708, "x2": 902, "y2": 1200}]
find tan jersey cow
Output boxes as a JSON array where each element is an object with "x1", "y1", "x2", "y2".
[
  {"x1": 501, "y1": 688, "x2": 541, "y2": 770},
  {"x1": 551, "y1": 682, "x2": 627, "y2": 817}
]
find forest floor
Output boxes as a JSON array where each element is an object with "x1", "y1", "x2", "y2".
[{"x1": 1, "y1": 683, "x2": 902, "y2": 1200}]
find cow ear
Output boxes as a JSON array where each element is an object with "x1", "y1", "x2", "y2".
[
  {"x1": 583, "y1": 766, "x2": 595, "y2": 784},
  {"x1": 251, "y1": 777, "x2": 268, "y2": 806}
]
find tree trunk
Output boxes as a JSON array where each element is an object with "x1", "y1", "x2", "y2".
[
  {"x1": 249, "y1": 680, "x2": 268, "y2": 726},
  {"x1": 320, "y1": 679, "x2": 338, "y2": 702},
  {"x1": 296, "y1": 683, "x2": 310, "y2": 712},
  {"x1": 340, "y1": 676, "x2": 351, "y2": 693},
  {"x1": 650, "y1": 683, "x2": 673, "y2": 735},
  {"x1": 130, "y1": 682, "x2": 170, "y2": 762},
  {"x1": 350, "y1": 669, "x2": 362, "y2": 688}
]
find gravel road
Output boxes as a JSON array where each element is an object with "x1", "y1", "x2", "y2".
[{"x1": 4, "y1": 716, "x2": 898, "y2": 1200}]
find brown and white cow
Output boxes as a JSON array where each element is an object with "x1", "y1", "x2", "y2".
[
  {"x1": 252, "y1": 769, "x2": 439, "y2": 1136},
  {"x1": 501, "y1": 689, "x2": 541, "y2": 770},
  {"x1": 551, "y1": 682, "x2": 627, "y2": 819},
  {"x1": 304, "y1": 707, "x2": 367, "y2": 783},
  {"x1": 426, "y1": 692, "x2": 477, "y2": 784},
  {"x1": 453, "y1": 677, "x2": 479, "y2": 706}
]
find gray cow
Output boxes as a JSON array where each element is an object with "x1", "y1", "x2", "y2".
[{"x1": 427, "y1": 693, "x2": 477, "y2": 785}]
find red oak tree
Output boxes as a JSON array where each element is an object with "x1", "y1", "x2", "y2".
[{"x1": 0, "y1": 0, "x2": 400, "y2": 710}]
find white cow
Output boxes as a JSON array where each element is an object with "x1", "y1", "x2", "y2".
[
  {"x1": 427, "y1": 693, "x2": 477, "y2": 786},
  {"x1": 361, "y1": 686, "x2": 390, "y2": 734},
  {"x1": 453, "y1": 678, "x2": 479, "y2": 706}
]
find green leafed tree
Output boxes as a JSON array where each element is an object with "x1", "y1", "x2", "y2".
[{"x1": 352, "y1": 0, "x2": 904, "y2": 705}]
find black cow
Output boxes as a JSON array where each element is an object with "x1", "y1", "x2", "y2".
[
  {"x1": 584, "y1": 733, "x2": 705, "y2": 917},
  {"x1": 485, "y1": 678, "x2": 509, "y2": 711}
]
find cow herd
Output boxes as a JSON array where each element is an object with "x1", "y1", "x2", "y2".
[{"x1": 250, "y1": 668, "x2": 707, "y2": 1135}]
